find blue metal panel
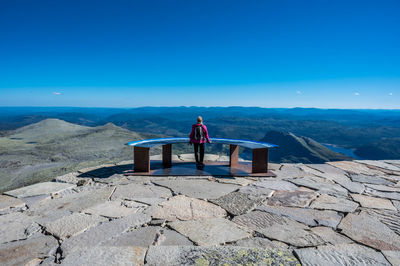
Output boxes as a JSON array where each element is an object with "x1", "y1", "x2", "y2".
[{"x1": 126, "y1": 137, "x2": 278, "y2": 149}]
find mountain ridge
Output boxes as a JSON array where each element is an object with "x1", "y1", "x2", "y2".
[
  {"x1": 0, "y1": 119, "x2": 158, "y2": 192},
  {"x1": 261, "y1": 130, "x2": 351, "y2": 164}
]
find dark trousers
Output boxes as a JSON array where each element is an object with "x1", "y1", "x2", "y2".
[{"x1": 193, "y1": 143, "x2": 205, "y2": 163}]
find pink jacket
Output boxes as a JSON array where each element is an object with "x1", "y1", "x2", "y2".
[{"x1": 189, "y1": 123, "x2": 210, "y2": 144}]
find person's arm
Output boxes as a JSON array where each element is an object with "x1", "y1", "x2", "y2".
[{"x1": 203, "y1": 125, "x2": 211, "y2": 143}]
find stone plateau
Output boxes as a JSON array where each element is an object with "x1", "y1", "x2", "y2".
[{"x1": 1, "y1": 157, "x2": 399, "y2": 265}]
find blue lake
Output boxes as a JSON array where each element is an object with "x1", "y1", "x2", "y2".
[{"x1": 323, "y1": 143, "x2": 363, "y2": 159}]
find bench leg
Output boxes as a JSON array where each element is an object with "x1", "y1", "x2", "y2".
[
  {"x1": 252, "y1": 148, "x2": 269, "y2": 173},
  {"x1": 229, "y1": 144, "x2": 239, "y2": 168},
  {"x1": 162, "y1": 144, "x2": 172, "y2": 168},
  {"x1": 134, "y1": 147, "x2": 150, "y2": 172}
]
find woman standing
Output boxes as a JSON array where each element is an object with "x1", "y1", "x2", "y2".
[{"x1": 189, "y1": 116, "x2": 211, "y2": 168}]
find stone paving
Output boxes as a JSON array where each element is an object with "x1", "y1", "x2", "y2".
[{"x1": 1, "y1": 157, "x2": 400, "y2": 265}]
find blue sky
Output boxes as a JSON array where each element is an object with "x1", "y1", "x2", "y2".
[{"x1": 0, "y1": 0, "x2": 399, "y2": 108}]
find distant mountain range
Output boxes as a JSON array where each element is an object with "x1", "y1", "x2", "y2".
[
  {"x1": 261, "y1": 131, "x2": 351, "y2": 164},
  {"x1": 0, "y1": 118, "x2": 357, "y2": 192},
  {"x1": 0, "y1": 106, "x2": 399, "y2": 191}
]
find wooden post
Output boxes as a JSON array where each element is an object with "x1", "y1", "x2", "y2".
[
  {"x1": 229, "y1": 144, "x2": 239, "y2": 168},
  {"x1": 162, "y1": 144, "x2": 172, "y2": 168},
  {"x1": 252, "y1": 148, "x2": 269, "y2": 173},
  {"x1": 134, "y1": 147, "x2": 150, "y2": 172}
]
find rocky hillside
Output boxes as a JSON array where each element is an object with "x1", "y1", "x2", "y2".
[
  {"x1": 261, "y1": 130, "x2": 351, "y2": 163},
  {"x1": 1, "y1": 159, "x2": 399, "y2": 265},
  {"x1": 0, "y1": 119, "x2": 159, "y2": 193}
]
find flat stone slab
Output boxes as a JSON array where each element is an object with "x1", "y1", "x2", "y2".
[
  {"x1": 364, "y1": 187, "x2": 400, "y2": 201},
  {"x1": 366, "y1": 184, "x2": 400, "y2": 192},
  {"x1": 364, "y1": 209, "x2": 400, "y2": 235},
  {"x1": 305, "y1": 163, "x2": 347, "y2": 175},
  {"x1": 83, "y1": 200, "x2": 139, "y2": 218},
  {"x1": 62, "y1": 246, "x2": 147, "y2": 266},
  {"x1": 238, "y1": 185, "x2": 275, "y2": 197},
  {"x1": 350, "y1": 174, "x2": 395, "y2": 185},
  {"x1": 300, "y1": 164, "x2": 365, "y2": 193},
  {"x1": 321, "y1": 173, "x2": 364, "y2": 194},
  {"x1": 327, "y1": 161, "x2": 385, "y2": 175},
  {"x1": 0, "y1": 234, "x2": 58, "y2": 266},
  {"x1": 44, "y1": 212, "x2": 107, "y2": 240},
  {"x1": 215, "y1": 177, "x2": 255, "y2": 186},
  {"x1": 338, "y1": 211, "x2": 400, "y2": 251},
  {"x1": 257, "y1": 204, "x2": 342, "y2": 228},
  {"x1": 310, "y1": 226, "x2": 353, "y2": 245},
  {"x1": 295, "y1": 243, "x2": 390, "y2": 266},
  {"x1": 251, "y1": 180, "x2": 299, "y2": 191},
  {"x1": 27, "y1": 186, "x2": 115, "y2": 224},
  {"x1": 0, "y1": 195, "x2": 25, "y2": 211},
  {"x1": 152, "y1": 195, "x2": 226, "y2": 221},
  {"x1": 61, "y1": 213, "x2": 151, "y2": 256},
  {"x1": 288, "y1": 176, "x2": 348, "y2": 197},
  {"x1": 209, "y1": 191, "x2": 265, "y2": 216},
  {"x1": 232, "y1": 211, "x2": 325, "y2": 247},
  {"x1": 266, "y1": 190, "x2": 318, "y2": 208},
  {"x1": 129, "y1": 197, "x2": 165, "y2": 207},
  {"x1": 168, "y1": 218, "x2": 251, "y2": 246},
  {"x1": 310, "y1": 194, "x2": 359, "y2": 213},
  {"x1": 152, "y1": 179, "x2": 239, "y2": 199},
  {"x1": 4, "y1": 182, "x2": 76, "y2": 198},
  {"x1": 0, "y1": 212, "x2": 40, "y2": 244},
  {"x1": 101, "y1": 226, "x2": 193, "y2": 247},
  {"x1": 351, "y1": 194, "x2": 396, "y2": 210},
  {"x1": 111, "y1": 183, "x2": 172, "y2": 200},
  {"x1": 381, "y1": 250, "x2": 400, "y2": 266},
  {"x1": 385, "y1": 160, "x2": 400, "y2": 167},
  {"x1": 271, "y1": 164, "x2": 305, "y2": 179},
  {"x1": 145, "y1": 246, "x2": 300, "y2": 266},
  {"x1": 356, "y1": 160, "x2": 400, "y2": 172}
]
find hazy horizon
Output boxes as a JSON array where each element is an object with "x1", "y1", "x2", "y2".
[{"x1": 2, "y1": 105, "x2": 400, "y2": 111}]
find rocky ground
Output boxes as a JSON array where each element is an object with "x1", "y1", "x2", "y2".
[{"x1": 1, "y1": 156, "x2": 400, "y2": 265}]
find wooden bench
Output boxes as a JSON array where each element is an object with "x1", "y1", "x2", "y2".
[{"x1": 126, "y1": 137, "x2": 277, "y2": 174}]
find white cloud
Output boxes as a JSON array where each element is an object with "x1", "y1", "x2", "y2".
[
  {"x1": 354, "y1": 92, "x2": 360, "y2": 96},
  {"x1": 296, "y1": 90, "x2": 301, "y2": 95},
  {"x1": 389, "y1": 92, "x2": 393, "y2": 96},
  {"x1": 53, "y1": 92, "x2": 62, "y2": 95}
]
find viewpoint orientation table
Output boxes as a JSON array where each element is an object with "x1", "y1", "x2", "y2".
[{"x1": 126, "y1": 138, "x2": 277, "y2": 176}]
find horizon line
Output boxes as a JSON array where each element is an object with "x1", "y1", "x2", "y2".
[{"x1": 1, "y1": 105, "x2": 400, "y2": 111}]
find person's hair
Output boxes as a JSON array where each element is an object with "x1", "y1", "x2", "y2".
[{"x1": 197, "y1": 116, "x2": 203, "y2": 123}]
